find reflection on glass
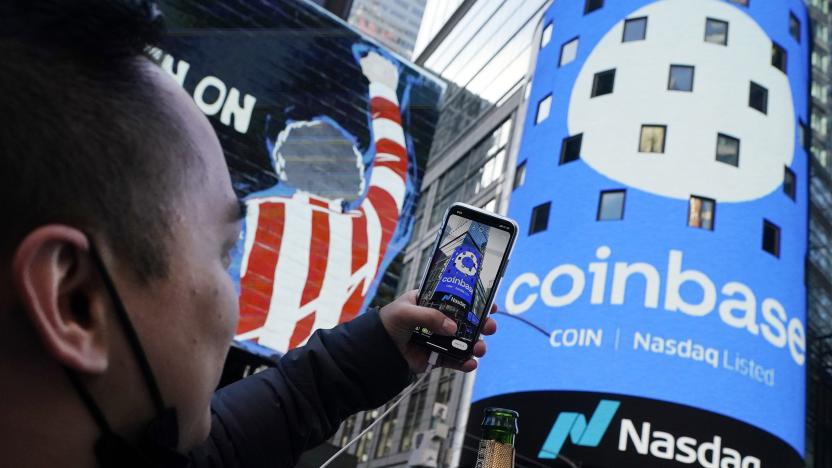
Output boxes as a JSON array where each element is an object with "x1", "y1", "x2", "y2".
[
  {"x1": 484, "y1": 198, "x2": 497, "y2": 212},
  {"x1": 716, "y1": 133, "x2": 740, "y2": 167},
  {"x1": 419, "y1": 0, "x2": 546, "y2": 152},
  {"x1": 560, "y1": 37, "x2": 579, "y2": 66},
  {"x1": 668, "y1": 65, "x2": 694, "y2": 91},
  {"x1": 639, "y1": 125, "x2": 666, "y2": 153},
  {"x1": 688, "y1": 196, "x2": 715, "y2": 230},
  {"x1": 622, "y1": 17, "x2": 647, "y2": 42},
  {"x1": 597, "y1": 190, "x2": 626, "y2": 221},
  {"x1": 541, "y1": 22, "x2": 553, "y2": 48},
  {"x1": 536, "y1": 94, "x2": 552, "y2": 124},
  {"x1": 705, "y1": 18, "x2": 728, "y2": 45}
]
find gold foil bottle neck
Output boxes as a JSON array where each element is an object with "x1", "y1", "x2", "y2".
[{"x1": 475, "y1": 439, "x2": 515, "y2": 468}]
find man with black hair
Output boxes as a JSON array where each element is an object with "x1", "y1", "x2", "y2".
[{"x1": 0, "y1": 1, "x2": 497, "y2": 467}]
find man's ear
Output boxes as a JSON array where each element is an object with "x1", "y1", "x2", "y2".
[{"x1": 12, "y1": 226, "x2": 109, "y2": 373}]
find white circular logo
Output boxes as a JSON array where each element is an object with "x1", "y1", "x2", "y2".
[
  {"x1": 454, "y1": 250, "x2": 479, "y2": 276},
  {"x1": 567, "y1": 0, "x2": 795, "y2": 202}
]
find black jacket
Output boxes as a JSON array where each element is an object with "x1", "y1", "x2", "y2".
[{"x1": 188, "y1": 309, "x2": 412, "y2": 468}]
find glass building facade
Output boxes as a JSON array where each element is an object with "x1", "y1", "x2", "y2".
[
  {"x1": 805, "y1": 0, "x2": 832, "y2": 465},
  {"x1": 329, "y1": 1, "x2": 545, "y2": 466}
]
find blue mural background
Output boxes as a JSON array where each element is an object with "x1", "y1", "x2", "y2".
[{"x1": 159, "y1": 0, "x2": 444, "y2": 357}]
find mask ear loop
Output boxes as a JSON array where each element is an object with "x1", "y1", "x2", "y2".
[
  {"x1": 85, "y1": 239, "x2": 167, "y2": 416},
  {"x1": 64, "y1": 368, "x2": 113, "y2": 434}
]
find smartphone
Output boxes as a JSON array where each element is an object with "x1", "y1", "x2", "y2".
[{"x1": 410, "y1": 202, "x2": 518, "y2": 361}]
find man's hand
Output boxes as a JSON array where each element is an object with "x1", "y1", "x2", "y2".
[{"x1": 378, "y1": 290, "x2": 498, "y2": 373}]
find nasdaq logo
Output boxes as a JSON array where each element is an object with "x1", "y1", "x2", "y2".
[{"x1": 538, "y1": 400, "x2": 620, "y2": 459}]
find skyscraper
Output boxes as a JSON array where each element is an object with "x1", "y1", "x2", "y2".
[
  {"x1": 330, "y1": 1, "x2": 548, "y2": 466},
  {"x1": 804, "y1": 0, "x2": 832, "y2": 466},
  {"x1": 348, "y1": 0, "x2": 427, "y2": 58}
]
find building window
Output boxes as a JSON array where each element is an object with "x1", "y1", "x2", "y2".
[
  {"x1": 541, "y1": 22, "x2": 553, "y2": 48},
  {"x1": 339, "y1": 415, "x2": 357, "y2": 447},
  {"x1": 483, "y1": 198, "x2": 497, "y2": 212},
  {"x1": 536, "y1": 94, "x2": 552, "y2": 124},
  {"x1": 374, "y1": 406, "x2": 397, "y2": 459},
  {"x1": 435, "y1": 370, "x2": 455, "y2": 404},
  {"x1": 813, "y1": 145, "x2": 829, "y2": 167},
  {"x1": 591, "y1": 69, "x2": 616, "y2": 97},
  {"x1": 396, "y1": 260, "x2": 413, "y2": 296},
  {"x1": 430, "y1": 120, "x2": 512, "y2": 227},
  {"x1": 529, "y1": 202, "x2": 551, "y2": 235},
  {"x1": 560, "y1": 134, "x2": 583, "y2": 164},
  {"x1": 784, "y1": 167, "x2": 796, "y2": 200},
  {"x1": 812, "y1": 110, "x2": 828, "y2": 138},
  {"x1": 622, "y1": 17, "x2": 647, "y2": 42},
  {"x1": 705, "y1": 18, "x2": 729, "y2": 45},
  {"x1": 800, "y1": 120, "x2": 809, "y2": 149},
  {"x1": 417, "y1": 245, "x2": 433, "y2": 283},
  {"x1": 399, "y1": 386, "x2": 427, "y2": 452},
  {"x1": 355, "y1": 411, "x2": 378, "y2": 462},
  {"x1": 639, "y1": 125, "x2": 666, "y2": 153},
  {"x1": 749, "y1": 81, "x2": 768, "y2": 114},
  {"x1": 688, "y1": 196, "x2": 715, "y2": 230},
  {"x1": 812, "y1": 82, "x2": 828, "y2": 105},
  {"x1": 812, "y1": 50, "x2": 829, "y2": 73},
  {"x1": 584, "y1": 0, "x2": 603, "y2": 14},
  {"x1": 789, "y1": 12, "x2": 800, "y2": 43},
  {"x1": 762, "y1": 220, "x2": 781, "y2": 257},
  {"x1": 772, "y1": 42, "x2": 787, "y2": 73},
  {"x1": 513, "y1": 161, "x2": 527, "y2": 190},
  {"x1": 597, "y1": 190, "x2": 626, "y2": 221},
  {"x1": 560, "y1": 37, "x2": 579, "y2": 66},
  {"x1": 668, "y1": 65, "x2": 694, "y2": 92},
  {"x1": 816, "y1": 22, "x2": 829, "y2": 45},
  {"x1": 716, "y1": 133, "x2": 740, "y2": 167}
]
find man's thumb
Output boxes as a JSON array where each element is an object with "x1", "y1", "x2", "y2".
[{"x1": 402, "y1": 305, "x2": 457, "y2": 336}]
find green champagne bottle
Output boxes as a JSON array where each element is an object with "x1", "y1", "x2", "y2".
[{"x1": 475, "y1": 408, "x2": 519, "y2": 468}]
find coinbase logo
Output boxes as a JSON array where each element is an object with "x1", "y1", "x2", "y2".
[
  {"x1": 569, "y1": 0, "x2": 794, "y2": 202},
  {"x1": 538, "y1": 400, "x2": 621, "y2": 458},
  {"x1": 454, "y1": 250, "x2": 479, "y2": 276}
]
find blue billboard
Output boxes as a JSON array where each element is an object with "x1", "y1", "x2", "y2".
[
  {"x1": 468, "y1": 0, "x2": 809, "y2": 466},
  {"x1": 435, "y1": 244, "x2": 483, "y2": 305}
]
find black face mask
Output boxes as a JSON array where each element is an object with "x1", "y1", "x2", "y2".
[{"x1": 63, "y1": 239, "x2": 190, "y2": 468}]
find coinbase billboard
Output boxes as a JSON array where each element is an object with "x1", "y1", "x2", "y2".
[
  {"x1": 436, "y1": 244, "x2": 482, "y2": 305},
  {"x1": 467, "y1": 0, "x2": 808, "y2": 467}
]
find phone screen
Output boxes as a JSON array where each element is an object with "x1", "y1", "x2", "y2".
[{"x1": 415, "y1": 213, "x2": 513, "y2": 353}]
